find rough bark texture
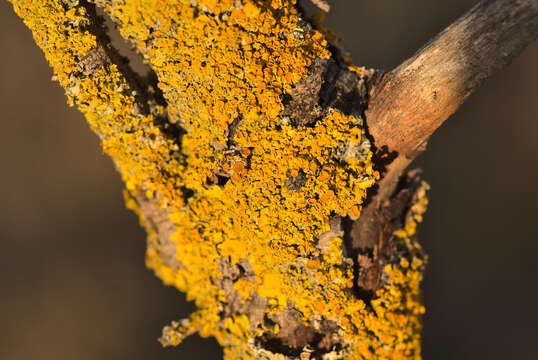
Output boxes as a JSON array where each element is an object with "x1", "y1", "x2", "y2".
[{"x1": 7, "y1": 0, "x2": 537, "y2": 359}]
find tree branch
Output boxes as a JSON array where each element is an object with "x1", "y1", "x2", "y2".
[
  {"x1": 367, "y1": 0, "x2": 538, "y2": 159},
  {"x1": 10, "y1": 0, "x2": 537, "y2": 357},
  {"x1": 351, "y1": 0, "x2": 538, "y2": 259}
]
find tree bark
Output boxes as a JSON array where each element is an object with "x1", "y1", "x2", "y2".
[
  {"x1": 352, "y1": 0, "x2": 538, "y2": 257},
  {"x1": 368, "y1": 0, "x2": 538, "y2": 159},
  {"x1": 7, "y1": 0, "x2": 537, "y2": 359}
]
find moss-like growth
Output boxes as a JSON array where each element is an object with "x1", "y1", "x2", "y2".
[{"x1": 9, "y1": 1, "x2": 428, "y2": 358}]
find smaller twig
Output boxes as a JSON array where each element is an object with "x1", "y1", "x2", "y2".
[
  {"x1": 366, "y1": 0, "x2": 538, "y2": 159},
  {"x1": 348, "y1": 0, "x2": 538, "y2": 288}
]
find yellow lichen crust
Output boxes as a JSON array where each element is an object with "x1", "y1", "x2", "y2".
[
  {"x1": 10, "y1": 0, "x2": 428, "y2": 359},
  {"x1": 9, "y1": 0, "x2": 183, "y2": 209}
]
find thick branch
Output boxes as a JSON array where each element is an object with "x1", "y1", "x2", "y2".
[
  {"x1": 367, "y1": 0, "x2": 538, "y2": 159},
  {"x1": 12, "y1": 0, "x2": 536, "y2": 357}
]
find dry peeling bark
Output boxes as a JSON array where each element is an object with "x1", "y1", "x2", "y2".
[{"x1": 7, "y1": 0, "x2": 537, "y2": 359}]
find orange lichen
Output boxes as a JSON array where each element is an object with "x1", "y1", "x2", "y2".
[{"x1": 9, "y1": 0, "x2": 429, "y2": 359}]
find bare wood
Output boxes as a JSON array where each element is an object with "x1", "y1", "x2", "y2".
[
  {"x1": 351, "y1": 0, "x2": 538, "y2": 265},
  {"x1": 366, "y1": 0, "x2": 538, "y2": 159}
]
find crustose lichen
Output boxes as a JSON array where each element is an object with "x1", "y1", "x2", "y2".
[{"x1": 9, "y1": 1, "x2": 428, "y2": 359}]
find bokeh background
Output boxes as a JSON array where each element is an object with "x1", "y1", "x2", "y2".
[{"x1": 1, "y1": 0, "x2": 537, "y2": 359}]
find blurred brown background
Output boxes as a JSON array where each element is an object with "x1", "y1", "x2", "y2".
[{"x1": 1, "y1": 1, "x2": 536, "y2": 359}]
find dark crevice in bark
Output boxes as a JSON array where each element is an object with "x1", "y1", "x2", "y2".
[
  {"x1": 54, "y1": 2, "x2": 191, "y2": 276},
  {"x1": 207, "y1": 174, "x2": 230, "y2": 187},
  {"x1": 179, "y1": 186, "x2": 195, "y2": 204},
  {"x1": 281, "y1": 55, "x2": 369, "y2": 128},
  {"x1": 284, "y1": 169, "x2": 308, "y2": 191},
  {"x1": 226, "y1": 116, "x2": 243, "y2": 148},
  {"x1": 212, "y1": 257, "x2": 344, "y2": 358},
  {"x1": 212, "y1": 258, "x2": 267, "y2": 322},
  {"x1": 206, "y1": 114, "x2": 246, "y2": 187},
  {"x1": 282, "y1": 4, "x2": 372, "y2": 128},
  {"x1": 83, "y1": 3, "x2": 149, "y2": 111},
  {"x1": 86, "y1": 2, "x2": 185, "y2": 144},
  {"x1": 257, "y1": 312, "x2": 340, "y2": 359},
  {"x1": 342, "y1": 168, "x2": 426, "y2": 297}
]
